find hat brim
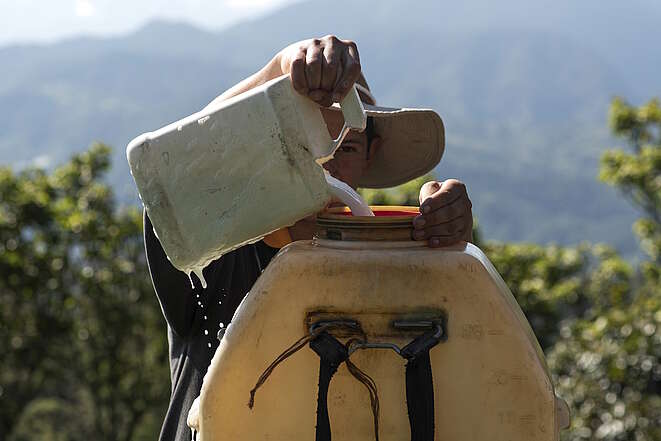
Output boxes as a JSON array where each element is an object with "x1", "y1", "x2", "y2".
[{"x1": 331, "y1": 104, "x2": 445, "y2": 189}]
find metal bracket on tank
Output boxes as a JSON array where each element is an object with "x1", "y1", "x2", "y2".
[
  {"x1": 308, "y1": 318, "x2": 446, "y2": 356},
  {"x1": 347, "y1": 321, "x2": 444, "y2": 356},
  {"x1": 309, "y1": 319, "x2": 362, "y2": 336}
]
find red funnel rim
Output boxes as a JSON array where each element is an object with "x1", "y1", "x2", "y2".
[{"x1": 325, "y1": 205, "x2": 419, "y2": 218}]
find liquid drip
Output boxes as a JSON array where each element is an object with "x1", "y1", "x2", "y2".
[
  {"x1": 187, "y1": 268, "x2": 208, "y2": 289},
  {"x1": 325, "y1": 173, "x2": 374, "y2": 216}
]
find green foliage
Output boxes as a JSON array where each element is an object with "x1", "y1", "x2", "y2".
[
  {"x1": 545, "y1": 97, "x2": 661, "y2": 441},
  {"x1": 548, "y1": 293, "x2": 661, "y2": 441},
  {"x1": 8, "y1": 397, "x2": 92, "y2": 441},
  {"x1": 0, "y1": 144, "x2": 168, "y2": 441},
  {"x1": 601, "y1": 97, "x2": 661, "y2": 264}
]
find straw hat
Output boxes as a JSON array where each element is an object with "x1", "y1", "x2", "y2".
[{"x1": 333, "y1": 80, "x2": 445, "y2": 189}]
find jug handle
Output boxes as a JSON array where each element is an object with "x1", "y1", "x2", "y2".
[{"x1": 315, "y1": 85, "x2": 367, "y2": 165}]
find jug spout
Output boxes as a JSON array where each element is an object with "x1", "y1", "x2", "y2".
[{"x1": 324, "y1": 172, "x2": 374, "y2": 217}]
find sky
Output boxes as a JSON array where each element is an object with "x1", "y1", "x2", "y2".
[{"x1": 1, "y1": 0, "x2": 303, "y2": 47}]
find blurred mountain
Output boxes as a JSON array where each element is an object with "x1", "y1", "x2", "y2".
[{"x1": 2, "y1": 0, "x2": 660, "y2": 255}]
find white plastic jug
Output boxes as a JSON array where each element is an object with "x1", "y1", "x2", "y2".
[{"x1": 126, "y1": 75, "x2": 367, "y2": 284}]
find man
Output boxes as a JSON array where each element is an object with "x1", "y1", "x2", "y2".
[{"x1": 145, "y1": 35, "x2": 473, "y2": 441}]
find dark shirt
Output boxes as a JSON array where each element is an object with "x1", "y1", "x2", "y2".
[{"x1": 144, "y1": 213, "x2": 279, "y2": 441}]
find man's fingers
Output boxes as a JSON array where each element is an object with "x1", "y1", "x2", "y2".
[
  {"x1": 413, "y1": 216, "x2": 467, "y2": 239},
  {"x1": 415, "y1": 197, "x2": 470, "y2": 227},
  {"x1": 281, "y1": 36, "x2": 361, "y2": 104},
  {"x1": 428, "y1": 233, "x2": 466, "y2": 248},
  {"x1": 305, "y1": 41, "x2": 323, "y2": 92},
  {"x1": 321, "y1": 41, "x2": 340, "y2": 93},
  {"x1": 290, "y1": 49, "x2": 308, "y2": 95},
  {"x1": 333, "y1": 62, "x2": 344, "y2": 94},
  {"x1": 413, "y1": 229, "x2": 466, "y2": 247},
  {"x1": 420, "y1": 179, "x2": 467, "y2": 213},
  {"x1": 346, "y1": 40, "x2": 360, "y2": 66},
  {"x1": 419, "y1": 181, "x2": 441, "y2": 205},
  {"x1": 309, "y1": 89, "x2": 332, "y2": 106},
  {"x1": 331, "y1": 40, "x2": 361, "y2": 102}
]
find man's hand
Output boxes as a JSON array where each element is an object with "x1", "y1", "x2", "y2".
[
  {"x1": 277, "y1": 35, "x2": 361, "y2": 107},
  {"x1": 413, "y1": 180, "x2": 473, "y2": 247}
]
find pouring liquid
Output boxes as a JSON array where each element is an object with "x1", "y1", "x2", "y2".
[{"x1": 325, "y1": 173, "x2": 374, "y2": 217}]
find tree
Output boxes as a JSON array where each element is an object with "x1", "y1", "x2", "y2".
[
  {"x1": 1, "y1": 144, "x2": 169, "y2": 441},
  {"x1": 548, "y1": 97, "x2": 661, "y2": 441},
  {"x1": 601, "y1": 97, "x2": 661, "y2": 271}
]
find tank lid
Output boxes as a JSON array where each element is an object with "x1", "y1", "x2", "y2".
[{"x1": 315, "y1": 206, "x2": 418, "y2": 241}]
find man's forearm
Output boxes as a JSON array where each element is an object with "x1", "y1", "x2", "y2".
[{"x1": 204, "y1": 54, "x2": 283, "y2": 110}]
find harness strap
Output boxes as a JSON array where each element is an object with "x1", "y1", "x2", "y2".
[
  {"x1": 250, "y1": 322, "x2": 443, "y2": 441},
  {"x1": 400, "y1": 328, "x2": 443, "y2": 441},
  {"x1": 310, "y1": 332, "x2": 350, "y2": 441}
]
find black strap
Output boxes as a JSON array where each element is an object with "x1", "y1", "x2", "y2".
[
  {"x1": 308, "y1": 325, "x2": 443, "y2": 441},
  {"x1": 310, "y1": 332, "x2": 350, "y2": 441},
  {"x1": 403, "y1": 351, "x2": 435, "y2": 441},
  {"x1": 400, "y1": 328, "x2": 443, "y2": 441}
]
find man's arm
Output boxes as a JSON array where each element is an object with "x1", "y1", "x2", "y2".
[
  {"x1": 144, "y1": 211, "x2": 196, "y2": 337},
  {"x1": 204, "y1": 55, "x2": 283, "y2": 109},
  {"x1": 206, "y1": 35, "x2": 361, "y2": 109}
]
